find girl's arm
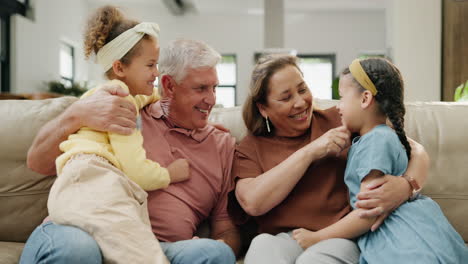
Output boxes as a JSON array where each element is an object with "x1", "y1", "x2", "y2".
[
  {"x1": 292, "y1": 170, "x2": 382, "y2": 249},
  {"x1": 235, "y1": 126, "x2": 351, "y2": 216},
  {"x1": 27, "y1": 86, "x2": 136, "y2": 176},
  {"x1": 355, "y1": 138, "x2": 429, "y2": 230}
]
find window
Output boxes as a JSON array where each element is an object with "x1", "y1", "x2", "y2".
[
  {"x1": 297, "y1": 54, "x2": 335, "y2": 100},
  {"x1": 60, "y1": 42, "x2": 75, "y2": 87},
  {"x1": 0, "y1": 15, "x2": 10, "y2": 92},
  {"x1": 215, "y1": 54, "x2": 237, "y2": 107},
  {"x1": 0, "y1": 17, "x2": 4, "y2": 91}
]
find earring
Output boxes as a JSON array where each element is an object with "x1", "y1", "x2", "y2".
[{"x1": 265, "y1": 116, "x2": 271, "y2": 133}]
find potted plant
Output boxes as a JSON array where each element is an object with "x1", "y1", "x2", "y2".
[{"x1": 46, "y1": 80, "x2": 88, "y2": 97}]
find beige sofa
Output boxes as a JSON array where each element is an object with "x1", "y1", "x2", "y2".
[{"x1": 1, "y1": 96, "x2": 467, "y2": 263}]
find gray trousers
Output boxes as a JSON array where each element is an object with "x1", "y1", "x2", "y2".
[{"x1": 244, "y1": 232, "x2": 360, "y2": 264}]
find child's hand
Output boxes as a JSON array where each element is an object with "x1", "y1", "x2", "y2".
[
  {"x1": 292, "y1": 228, "x2": 320, "y2": 249},
  {"x1": 167, "y1": 159, "x2": 190, "y2": 183}
]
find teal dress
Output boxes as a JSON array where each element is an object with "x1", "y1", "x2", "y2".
[{"x1": 345, "y1": 124, "x2": 468, "y2": 264}]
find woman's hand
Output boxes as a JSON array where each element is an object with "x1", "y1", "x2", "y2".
[
  {"x1": 355, "y1": 175, "x2": 411, "y2": 231},
  {"x1": 308, "y1": 126, "x2": 351, "y2": 159},
  {"x1": 292, "y1": 228, "x2": 320, "y2": 249}
]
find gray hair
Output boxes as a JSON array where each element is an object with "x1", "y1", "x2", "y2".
[{"x1": 159, "y1": 39, "x2": 221, "y2": 83}]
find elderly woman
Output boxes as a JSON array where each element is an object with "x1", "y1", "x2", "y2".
[{"x1": 231, "y1": 55, "x2": 429, "y2": 264}]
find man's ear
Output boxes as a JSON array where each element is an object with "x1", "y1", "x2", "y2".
[
  {"x1": 256, "y1": 102, "x2": 268, "y2": 118},
  {"x1": 161, "y1": 75, "x2": 176, "y2": 98},
  {"x1": 112, "y1": 60, "x2": 126, "y2": 78},
  {"x1": 361, "y1": 90, "x2": 374, "y2": 109}
]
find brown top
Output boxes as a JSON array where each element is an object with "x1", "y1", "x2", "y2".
[{"x1": 232, "y1": 107, "x2": 351, "y2": 235}]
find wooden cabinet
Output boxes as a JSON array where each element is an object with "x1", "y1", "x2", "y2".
[{"x1": 442, "y1": 0, "x2": 468, "y2": 101}]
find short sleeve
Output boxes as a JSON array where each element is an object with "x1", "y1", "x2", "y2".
[
  {"x1": 227, "y1": 135, "x2": 263, "y2": 224},
  {"x1": 353, "y1": 128, "x2": 407, "y2": 182},
  {"x1": 232, "y1": 136, "x2": 263, "y2": 181}
]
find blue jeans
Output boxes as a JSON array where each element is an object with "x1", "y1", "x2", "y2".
[
  {"x1": 160, "y1": 238, "x2": 236, "y2": 264},
  {"x1": 19, "y1": 222, "x2": 102, "y2": 264},
  {"x1": 20, "y1": 222, "x2": 236, "y2": 264}
]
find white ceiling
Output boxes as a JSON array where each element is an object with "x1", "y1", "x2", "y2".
[{"x1": 87, "y1": 0, "x2": 389, "y2": 15}]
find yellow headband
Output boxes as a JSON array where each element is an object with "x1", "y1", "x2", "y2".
[{"x1": 349, "y1": 59, "x2": 378, "y2": 95}]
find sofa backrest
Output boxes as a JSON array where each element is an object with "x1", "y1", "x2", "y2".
[
  {"x1": 0, "y1": 97, "x2": 77, "y2": 242},
  {"x1": 404, "y1": 101, "x2": 468, "y2": 242},
  {"x1": 210, "y1": 99, "x2": 468, "y2": 242}
]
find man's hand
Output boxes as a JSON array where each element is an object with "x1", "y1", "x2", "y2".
[
  {"x1": 26, "y1": 83, "x2": 137, "y2": 176},
  {"x1": 210, "y1": 219, "x2": 241, "y2": 257},
  {"x1": 355, "y1": 175, "x2": 410, "y2": 231},
  {"x1": 209, "y1": 122, "x2": 230, "y2": 132},
  {"x1": 75, "y1": 84, "x2": 137, "y2": 135}
]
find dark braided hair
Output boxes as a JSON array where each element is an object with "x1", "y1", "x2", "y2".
[{"x1": 343, "y1": 58, "x2": 411, "y2": 160}]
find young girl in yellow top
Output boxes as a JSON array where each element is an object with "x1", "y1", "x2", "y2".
[
  {"x1": 47, "y1": 5, "x2": 189, "y2": 264},
  {"x1": 292, "y1": 58, "x2": 468, "y2": 263}
]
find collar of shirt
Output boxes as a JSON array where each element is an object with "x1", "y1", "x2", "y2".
[{"x1": 148, "y1": 101, "x2": 214, "y2": 143}]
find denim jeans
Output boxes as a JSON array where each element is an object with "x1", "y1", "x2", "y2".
[
  {"x1": 160, "y1": 238, "x2": 236, "y2": 264},
  {"x1": 20, "y1": 222, "x2": 236, "y2": 264},
  {"x1": 19, "y1": 222, "x2": 102, "y2": 264}
]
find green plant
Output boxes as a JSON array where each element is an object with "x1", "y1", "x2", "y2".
[
  {"x1": 454, "y1": 80, "x2": 468, "y2": 102},
  {"x1": 331, "y1": 76, "x2": 340, "y2": 100},
  {"x1": 47, "y1": 80, "x2": 88, "y2": 96}
]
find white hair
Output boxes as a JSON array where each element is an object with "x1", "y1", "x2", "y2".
[{"x1": 159, "y1": 39, "x2": 221, "y2": 83}]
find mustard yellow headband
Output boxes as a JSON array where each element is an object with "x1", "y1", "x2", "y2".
[{"x1": 349, "y1": 59, "x2": 378, "y2": 95}]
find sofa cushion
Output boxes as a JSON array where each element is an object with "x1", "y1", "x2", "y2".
[
  {"x1": 0, "y1": 242, "x2": 24, "y2": 264},
  {"x1": 0, "y1": 97, "x2": 77, "y2": 242}
]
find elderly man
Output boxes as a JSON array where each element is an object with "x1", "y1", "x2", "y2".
[{"x1": 21, "y1": 39, "x2": 240, "y2": 264}]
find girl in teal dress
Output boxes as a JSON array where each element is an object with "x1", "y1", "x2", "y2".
[{"x1": 292, "y1": 57, "x2": 468, "y2": 263}]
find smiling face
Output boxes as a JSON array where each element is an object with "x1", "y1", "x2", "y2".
[
  {"x1": 258, "y1": 65, "x2": 313, "y2": 137},
  {"x1": 337, "y1": 73, "x2": 364, "y2": 133},
  {"x1": 169, "y1": 66, "x2": 219, "y2": 129},
  {"x1": 120, "y1": 37, "x2": 160, "y2": 96}
]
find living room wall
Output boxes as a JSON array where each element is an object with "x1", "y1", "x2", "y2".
[
  {"x1": 87, "y1": 1, "x2": 386, "y2": 105},
  {"x1": 387, "y1": 0, "x2": 442, "y2": 101},
  {"x1": 10, "y1": 0, "x2": 89, "y2": 94},
  {"x1": 9, "y1": 0, "x2": 441, "y2": 103}
]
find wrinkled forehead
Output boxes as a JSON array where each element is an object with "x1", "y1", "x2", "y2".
[{"x1": 181, "y1": 66, "x2": 219, "y2": 86}]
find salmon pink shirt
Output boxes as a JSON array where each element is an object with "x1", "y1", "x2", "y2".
[{"x1": 141, "y1": 101, "x2": 235, "y2": 242}]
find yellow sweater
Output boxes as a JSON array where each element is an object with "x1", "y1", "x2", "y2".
[{"x1": 55, "y1": 79, "x2": 170, "y2": 191}]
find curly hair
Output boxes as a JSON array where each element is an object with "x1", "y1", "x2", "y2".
[
  {"x1": 83, "y1": 5, "x2": 150, "y2": 77},
  {"x1": 342, "y1": 58, "x2": 412, "y2": 160}
]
